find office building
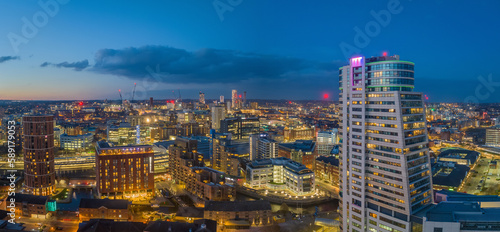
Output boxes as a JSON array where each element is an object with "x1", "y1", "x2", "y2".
[
  {"x1": 316, "y1": 129, "x2": 338, "y2": 156},
  {"x1": 220, "y1": 117, "x2": 259, "y2": 140},
  {"x1": 249, "y1": 133, "x2": 279, "y2": 160},
  {"x1": 486, "y1": 126, "x2": 500, "y2": 147},
  {"x1": 23, "y1": 115, "x2": 56, "y2": 196},
  {"x1": 245, "y1": 157, "x2": 315, "y2": 195},
  {"x1": 106, "y1": 122, "x2": 137, "y2": 145},
  {"x1": 60, "y1": 133, "x2": 93, "y2": 150},
  {"x1": 339, "y1": 54, "x2": 433, "y2": 231},
  {"x1": 95, "y1": 142, "x2": 154, "y2": 199},
  {"x1": 211, "y1": 106, "x2": 226, "y2": 130},
  {"x1": 283, "y1": 126, "x2": 315, "y2": 142}
]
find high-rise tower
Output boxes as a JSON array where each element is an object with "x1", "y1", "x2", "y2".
[
  {"x1": 199, "y1": 91, "x2": 205, "y2": 105},
  {"x1": 211, "y1": 106, "x2": 226, "y2": 130},
  {"x1": 231, "y1": 90, "x2": 237, "y2": 109},
  {"x1": 339, "y1": 54, "x2": 432, "y2": 232},
  {"x1": 23, "y1": 115, "x2": 56, "y2": 196}
]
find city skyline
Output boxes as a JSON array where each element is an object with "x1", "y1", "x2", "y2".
[{"x1": 0, "y1": 1, "x2": 499, "y2": 102}]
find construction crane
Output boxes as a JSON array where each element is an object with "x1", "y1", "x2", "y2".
[
  {"x1": 177, "y1": 89, "x2": 182, "y2": 102},
  {"x1": 118, "y1": 89, "x2": 123, "y2": 103},
  {"x1": 131, "y1": 83, "x2": 137, "y2": 102}
]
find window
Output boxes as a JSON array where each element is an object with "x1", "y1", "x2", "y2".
[{"x1": 433, "y1": 228, "x2": 443, "y2": 232}]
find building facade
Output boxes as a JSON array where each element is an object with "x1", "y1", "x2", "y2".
[
  {"x1": 283, "y1": 126, "x2": 315, "y2": 142},
  {"x1": 278, "y1": 140, "x2": 316, "y2": 169},
  {"x1": 245, "y1": 157, "x2": 315, "y2": 196},
  {"x1": 199, "y1": 91, "x2": 205, "y2": 105},
  {"x1": 211, "y1": 106, "x2": 226, "y2": 130},
  {"x1": 316, "y1": 129, "x2": 338, "y2": 156},
  {"x1": 169, "y1": 138, "x2": 234, "y2": 201},
  {"x1": 220, "y1": 117, "x2": 260, "y2": 140},
  {"x1": 249, "y1": 133, "x2": 279, "y2": 161},
  {"x1": 339, "y1": 55, "x2": 433, "y2": 232},
  {"x1": 96, "y1": 142, "x2": 154, "y2": 199},
  {"x1": 3, "y1": 194, "x2": 55, "y2": 219},
  {"x1": 23, "y1": 115, "x2": 56, "y2": 196},
  {"x1": 314, "y1": 156, "x2": 339, "y2": 185},
  {"x1": 486, "y1": 126, "x2": 500, "y2": 147},
  {"x1": 231, "y1": 90, "x2": 238, "y2": 109},
  {"x1": 204, "y1": 200, "x2": 272, "y2": 228},
  {"x1": 60, "y1": 133, "x2": 93, "y2": 150},
  {"x1": 79, "y1": 198, "x2": 130, "y2": 222}
]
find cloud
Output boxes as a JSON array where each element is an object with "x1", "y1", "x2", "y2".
[
  {"x1": 0, "y1": 56, "x2": 20, "y2": 63},
  {"x1": 89, "y1": 45, "x2": 343, "y2": 84},
  {"x1": 40, "y1": 60, "x2": 89, "y2": 71}
]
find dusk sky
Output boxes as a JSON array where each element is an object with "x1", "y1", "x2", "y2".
[{"x1": 0, "y1": 1, "x2": 499, "y2": 102}]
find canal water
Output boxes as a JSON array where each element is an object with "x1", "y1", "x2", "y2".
[{"x1": 57, "y1": 189, "x2": 93, "y2": 211}]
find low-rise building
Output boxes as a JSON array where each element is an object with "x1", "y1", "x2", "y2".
[
  {"x1": 78, "y1": 198, "x2": 130, "y2": 222},
  {"x1": 423, "y1": 202, "x2": 500, "y2": 232},
  {"x1": 246, "y1": 157, "x2": 315, "y2": 195},
  {"x1": 2, "y1": 194, "x2": 56, "y2": 219},
  {"x1": 77, "y1": 219, "x2": 146, "y2": 232},
  {"x1": 435, "y1": 190, "x2": 500, "y2": 208},
  {"x1": 431, "y1": 162, "x2": 470, "y2": 191},
  {"x1": 204, "y1": 200, "x2": 272, "y2": 229},
  {"x1": 437, "y1": 148, "x2": 479, "y2": 167},
  {"x1": 283, "y1": 126, "x2": 315, "y2": 142},
  {"x1": 60, "y1": 133, "x2": 93, "y2": 150}
]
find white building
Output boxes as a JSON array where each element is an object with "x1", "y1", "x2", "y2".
[
  {"x1": 339, "y1": 54, "x2": 433, "y2": 232},
  {"x1": 245, "y1": 157, "x2": 314, "y2": 196},
  {"x1": 316, "y1": 129, "x2": 338, "y2": 156},
  {"x1": 60, "y1": 133, "x2": 93, "y2": 150}
]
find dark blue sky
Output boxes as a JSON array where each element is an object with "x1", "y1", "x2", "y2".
[{"x1": 0, "y1": 0, "x2": 499, "y2": 102}]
